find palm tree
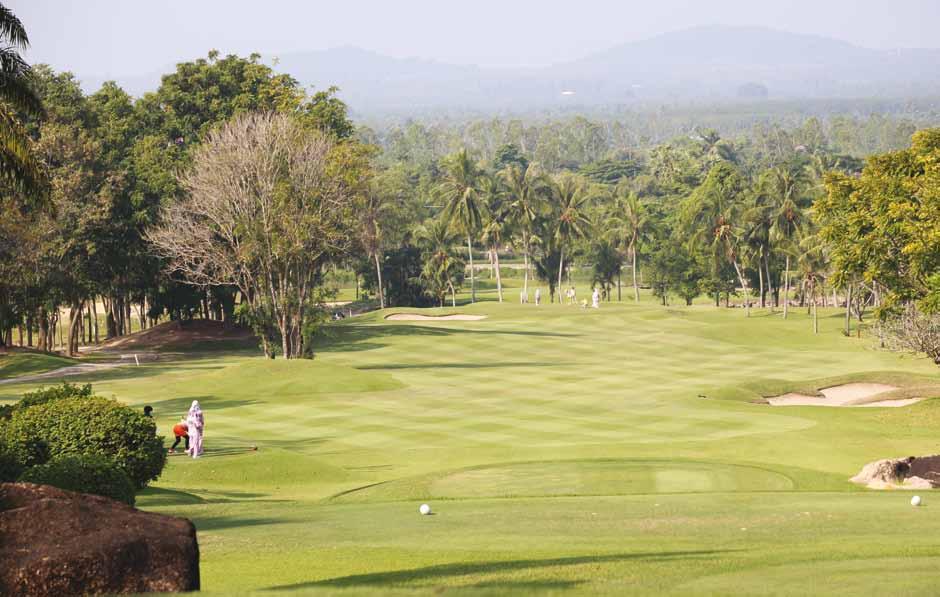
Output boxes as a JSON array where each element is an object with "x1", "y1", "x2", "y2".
[
  {"x1": 548, "y1": 174, "x2": 593, "y2": 301},
  {"x1": 742, "y1": 191, "x2": 773, "y2": 308},
  {"x1": 684, "y1": 163, "x2": 752, "y2": 316},
  {"x1": 608, "y1": 185, "x2": 652, "y2": 302},
  {"x1": 479, "y1": 173, "x2": 508, "y2": 302},
  {"x1": 500, "y1": 163, "x2": 547, "y2": 297},
  {"x1": 358, "y1": 184, "x2": 392, "y2": 308},
  {"x1": 415, "y1": 217, "x2": 464, "y2": 307},
  {"x1": 766, "y1": 164, "x2": 810, "y2": 319},
  {"x1": 794, "y1": 231, "x2": 830, "y2": 334},
  {"x1": 0, "y1": 4, "x2": 45, "y2": 195},
  {"x1": 438, "y1": 149, "x2": 483, "y2": 303}
]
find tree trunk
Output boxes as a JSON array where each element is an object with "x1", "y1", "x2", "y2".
[
  {"x1": 522, "y1": 232, "x2": 530, "y2": 296},
  {"x1": 556, "y1": 246, "x2": 565, "y2": 304},
  {"x1": 467, "y1": 235, "x2": 475, "y2": 303},
  {"x1": 67, "y1": 302, "x2": 81, "y2": 357},
  {"x1": 813, "y1": 289, "x2": 819, "y2": 335},
  {"x1": 765, "y1": 254, "x2": 774, "y2": 311},
  {"x1": 91, "y1": 299, "x2": 99, "y2": 344},
  {"x1": 631, "y1": 245, "x2": 640, "y2": 302},
  {"x1": 731, "y1": 259, "x2": 751, "y2": 318},
  {"x1": 783, "y1": 255, "x2": 791, "y2": 319},
  {"x1": 26, "y1": 312, "x2": 32, "y2": 348},
  {"x1": 37, "y1": 308, "x2": 48, "y2": 352},
  {"x1": 373, "y1": 251, "x2": 385, "y2": 309},
  {"x1": 493, "y1": 246, "x2": 503, "y2": 303},
  {"x1": 617, "y1": 268, "x2": 622, "y2": 302},
  {"x1": 758, "y1": 257, "x2": 765, "y2": 309},
  {"x1": 844, "y1": 283, "x2": 852, "y2": 336}
]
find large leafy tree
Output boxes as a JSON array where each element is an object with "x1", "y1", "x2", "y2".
[
  {"x1": 819, "y1": 129, "x2": 940, "y2": 314},
  {"x1": 148, "y1": 112, "x2": 361, "y2": 359}
]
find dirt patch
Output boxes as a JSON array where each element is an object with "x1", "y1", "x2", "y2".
[
  {"x1": 385, "y1": 313, "x2": 488, "y2": 321},
  {"x1": 767, "y1": 383, "x2": 922, "y2": 407},
  {"x1": 100, "y1": 320, "x2": 252, "y2": 351},
  {"x1": 851, "y1": 455, "x2": 940, "y2": 489}
]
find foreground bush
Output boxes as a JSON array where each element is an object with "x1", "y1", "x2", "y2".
[
  {"x1": 3, "y1": 396, "x2": 165, "y2": 489},
  {"x1": 0, "y1": 439, "x2": 23, "y2": 482},
  {"x1": 18, "y1": 455, "x2": 136, "y2": 506},
  {"x1": 0, "y1": 382, "x2": 93, "y2": 421}
]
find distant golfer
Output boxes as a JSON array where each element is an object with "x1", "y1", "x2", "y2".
[
  {"x1": 520, "y1": 289, "x2": 528, "y2": 304},
  {"x1": 170, "y1": 417, "x2": 189, "y2": 453},
  {"x1": 592, "y1": 287, "x2": 600, "y2": 309},
  {"x1": 186, "y1": 400, "x2": 205, "y2": 458},
  {"x1": 535, "y1": 288, "x2": 541, "y2": 306},
  {"x1": 568, "y1": 287, "x2": 577, "y2": 305}
]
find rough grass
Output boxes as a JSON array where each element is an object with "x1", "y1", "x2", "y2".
[
  {"x1": 4, "y1": 284, "x2": 940, "y2": 595},
  {"x1": 0, "y1": 350, "x2": 76, "y2": 381}
]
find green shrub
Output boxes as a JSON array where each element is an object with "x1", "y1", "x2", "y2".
[
  {"x1": 3, "y1": 396, "x2": 166, "y2": 489},
  {"x1": 18, "y1": 382, "x2": 93, "y2": 411},
  {"x1": 19, "y1": 455, "x2": 136, "y2": 506},
  {"x1": 0, "y1": 438, "x2": 24, "y2": 482}
]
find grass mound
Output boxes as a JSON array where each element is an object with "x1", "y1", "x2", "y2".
[
  {"x1": 0, "y1": 351, "x2": 76, "y2": 381},
  {"x1": 99, "y1": 319, "x2": 254, "y2": 352}
]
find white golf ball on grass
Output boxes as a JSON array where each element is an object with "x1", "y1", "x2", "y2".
[
  {"x1": 911, "y1": 495, "x2": 922, "y2": 507},
  {"x1": 419, "y1": 503, "x2": 431, "y2": 515}
]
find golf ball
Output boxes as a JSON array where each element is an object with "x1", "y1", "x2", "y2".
[
  {"x1": 419, "y1": 503, "x2": 431, "y2": 515},
  {"x1": 911, "y1": 495, "x2": 922, "y2": 507}
]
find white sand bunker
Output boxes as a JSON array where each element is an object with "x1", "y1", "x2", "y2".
[
  {"x1": 384, "y1": 313, "x2": 488, "y2": 321},
  {"x1": 767, "y1": 383, "x2": 923, "y2": 408}
]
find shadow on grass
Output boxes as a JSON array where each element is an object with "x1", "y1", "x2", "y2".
[
  {"x1": 314, "y1": 323, "x2": 579, "y2": 354},
  {"x1": 356, "y1": 362, "x2": 564, "y2": 371},
  {"x1": 191, "y1": 515, "x2": 285, "y2": 532},
  {"x1": 137, "y1": 486, "x2": 206, "y2": 506},
  {"x1": 149, "y1": 395, "x2": 261, "y2": 416},
  {"x1": 268, "y1": 550, "x2": 736, "y2": 590}
]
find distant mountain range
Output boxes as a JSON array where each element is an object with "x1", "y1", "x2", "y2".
[{"x1": 81, "y1": 26, "x2": 940, "y2": 115}]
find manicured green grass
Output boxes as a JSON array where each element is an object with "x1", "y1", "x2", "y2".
[
  {"x1": 0, "y1": 350, "x2": 77, "y2": 380},
  {"x1": 3, "y1": 291, "x2": 940, "y2": 595}
]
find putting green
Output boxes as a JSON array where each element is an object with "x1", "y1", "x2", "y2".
[{"x1": 3, "y1": 288, "x2": 940, "y2": 595}]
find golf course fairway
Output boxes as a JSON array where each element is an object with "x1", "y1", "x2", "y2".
[{"x1": 3, "y1": 296, "x2": 940, "y2": 595}]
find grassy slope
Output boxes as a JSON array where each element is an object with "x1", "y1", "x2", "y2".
[
  {"x1": 4, "y1": 284, "x2": 940, "y2": 595},
  {"x1": 0, "y1": 351, "x2": 76, "y2": 381}
]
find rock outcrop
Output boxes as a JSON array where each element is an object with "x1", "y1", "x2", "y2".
[
  {"x1": 851, "y1": 455, "x2": 940, "y2": 489},
  {"x1": 0, "y1": 483, "x2": 199, "y2": 596}
]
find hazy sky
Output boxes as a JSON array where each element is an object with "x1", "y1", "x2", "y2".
[{"x1": 11, "y1": 0, "x2": 940, "y2": 77}]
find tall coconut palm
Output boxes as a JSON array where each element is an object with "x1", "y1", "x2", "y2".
[
  {"x1": 0, "y1": 3, "x2": 45, "y2": 195},
  {"x1": 684, "y1": 163, "x2": 752, "y2": 316},
  {"x1": 358, "y1": 184, "x2": 392, "y2": 308},
  {"x1": 549, "y1": 174, "x2": 593, "y2": 301},
  {"x1": 438, "y1": 149, "x2": 483, "y2": 303},
  {"x1": 415, "y1": 217, "x2": 464, "y2": 307},
  {"x1": 500, "y1": 162, "x2": 546, "y2": 296},
  {"x1": 794, "y1": 231, "x2": 830, "y2": 334},
  {"x1": 608, "y1": 185, "x2": 652, "y2": 302},
  {"x1": 479, "y1": 173, "x2": 508, "y2": 302},
  {"x1": 766, "y1": 164, "x2": 810, "y2": 318}
]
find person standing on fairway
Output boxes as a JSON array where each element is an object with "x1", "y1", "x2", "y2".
[
  {"x1": 592, "y1": 287, "x2": 600, "y2": 309},
  {"x1": 535, "y1": 288, "x2": 541, "y2": 306},
  {"x1": 520, "y1": 288, "x2": 528, "y2": 304},
  {"x1": 186, "y1": 400, "x2": 205, "y2": 458}
]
